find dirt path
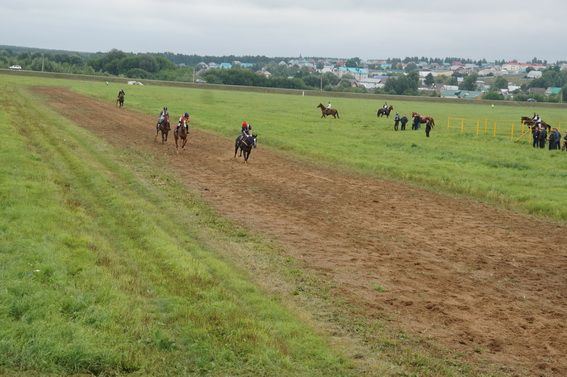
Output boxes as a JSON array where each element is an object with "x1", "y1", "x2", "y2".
[{"x1": 37, "y1": 88, "x2": 567, "y2": 376}]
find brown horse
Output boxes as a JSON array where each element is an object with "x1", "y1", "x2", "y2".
[
  {"x1": 116, "y1": 93, "x2": 125, "y2": 108},
  {"x1": 174, "y1": 124, "x2": 188, "y2": 153},
  {"x1": 377, "y1": 105, "x2": 394, "y2": 118},
  {"x1": 521, "y1": 116, "x2": 551, "y2": 131},
  {"x1": 155, "y1": 114, "x2": 170, "y2": 144},
  {"x1": 317, "y1": 103, "x2": 340, "y2": 119},
  {"x1": 412, "y1": 112, "x2": 435, "y2": 126}
]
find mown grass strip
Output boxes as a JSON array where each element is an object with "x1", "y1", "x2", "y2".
[{"x1": 0, "y1": 82, "x2": 354, "y2": 376}]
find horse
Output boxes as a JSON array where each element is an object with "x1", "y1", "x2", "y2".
[
  {"x1": 234, "y1": 134, "x2": 257, "y2": 163},
  {"x1": 155, "y1": 115, "x2": 170, "y2": 144},
  {"x1": 412, "y1": 112, "x2": 435, "y2": 127},
  {"x1": 521, "y1": 116, "x2": 551, "y2": 131},
  {"x1": 116, "y1": 93, "x2": 125, "y2": 108},
  {"x1": 377, "y1": 105, "x2": 394, "y2": 118},
  {"x1": 174, "y1": 124, "x2": 188, "y2": 153},
  {"x1": 317, "y1": 103, "x2": 340, "y2": 119}
]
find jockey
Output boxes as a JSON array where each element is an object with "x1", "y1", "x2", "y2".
[
  {"x1": 326, "y1": 101, "x2": 332, "y2": 109},
  {"x1": 383, "y1": 102, "x2": 388, "y2": 109},
  {"x1": 532, "y1": 113, "x2": 541, "y2": 126},
  {"x1": 178, "y1": 112, "x2": 190, "y2": 133},
  {"x1": 118, "y1": 89, "x2": 125, "y2": 98},
  {"x1": 156, "y1": 106, "x2": 169, "y2": 130},
  {"x1": 241, "y1": 121, "x2": 252, "y2": 137}
]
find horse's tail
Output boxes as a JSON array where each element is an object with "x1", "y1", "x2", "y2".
[
  {"x1": 431, "y1": 118, "x2": 435, "y2": 126},
  {"x1": 336, "y1": 110, "x2": 340, "y2": 119}
]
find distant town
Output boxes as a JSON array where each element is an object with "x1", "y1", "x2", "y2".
[{"x1": 2, "y1": 45, "x2": 566, "y2": 102}]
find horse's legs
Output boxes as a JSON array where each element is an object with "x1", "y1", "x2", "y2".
[
  {"x1": 182, "y1": 137, "x2": 187, "y2": 149},
  {"x1": 234, "y1": 144, "x2": 239, "y2": 158}
]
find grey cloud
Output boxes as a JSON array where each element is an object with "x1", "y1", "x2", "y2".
[{"x1": 1, "y1": 0, "x2": 566, "y2": 60}]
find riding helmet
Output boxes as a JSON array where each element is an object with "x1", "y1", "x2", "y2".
[{"x1": 184, "y1": 112, "x2": 189, "y2": 117}]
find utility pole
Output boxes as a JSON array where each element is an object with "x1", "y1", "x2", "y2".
[
  {"x1": 41, "y1": 53, "x2": 44, "y2": 72},
  {"x1": 320, "y1": 73, "x2": 323, "y2": 92}
]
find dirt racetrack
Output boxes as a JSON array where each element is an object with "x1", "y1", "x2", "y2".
[{"x1": 37, "y1": 87, "x2": 567, "y2": 376}]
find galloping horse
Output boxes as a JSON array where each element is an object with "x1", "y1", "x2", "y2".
[
  {"x1": 174, "y1": 124, "x2": 188, "y2": 153},
  {"x1": 521, "y1": 116, "x2": 551, "y2": 131},
  {"x1": 234, "y1": 134, "x2": 257, "y2": 163},
  {"x1": 317, "y1": 103, "x2": 340, "y2": 119},
  {"x1": 116, "y1": 92, "x2": 125, "y2": 108},
  {"x1": 412, "y1": 112, "x2": 435, "y2": 127},
  {"x1": 377, "y1": 105, "x2": 394, "y2": 118},
  {"x1": 155, "y1": 114, "x2": 170, "y2": 144}
]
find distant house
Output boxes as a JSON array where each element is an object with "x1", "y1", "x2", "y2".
[
  {"x1": 441, "y1": 90, "x2": 482, "y2": 99},
  {"x1": 528, "y1": 87, "x2": 546, "y2": 95},
  {"x1": 196, "y1": 62, "x2": 208, "y2": 70},
  {"x1": 337, "y1": 67, "x2": 368, "y2": 80},
  {"x1": 219, "y1": 63, "x2": 233, "y2": 69},
  {"x1": 358, "y1": 78, "x2": 385, "y2": 89},
  {"x1": 546, "y1": 87, "x2": 562, "y2": 96},
  {"x1": 527, "y1": 70, "x2": 543, "y2": 79}
]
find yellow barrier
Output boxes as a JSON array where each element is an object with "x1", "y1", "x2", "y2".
[{"x1": 446, "y1": 117, "x2": 563, "y2": 142}]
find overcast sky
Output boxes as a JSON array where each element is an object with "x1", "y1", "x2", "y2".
[{"x1": 1, "y1": 0, "x2": 566, "y2": 61}]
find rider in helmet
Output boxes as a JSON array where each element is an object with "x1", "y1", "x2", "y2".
[
  {"x1": 383, "y1": 102, "x2": 388, "y2": 110},
  {"x1": 326, "y1": 101, "x2": 332, "y2": 109},
  {"x1": 118, "y1": 89, "x2": 125, "y2": 98},
  {"x1": 156, "y1": 106, "x2": 169, "y2": 130},
  {"x1": 241, "y1": 121, "x2": 252, "y2": 137},
  {"x1": 178, "y1": 112, "x2": 191, "y2": 133}
]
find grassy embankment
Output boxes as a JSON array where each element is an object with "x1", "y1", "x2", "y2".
[
  {"x1": 0, "y1": 81, "x2": 357, "y2": 376},
  {"x1": 65, "y1": 77, "x2": 567, "y2": 222}
]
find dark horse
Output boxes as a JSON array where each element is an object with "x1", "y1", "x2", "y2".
[
  {"x1": 412, "y1": 112, "x2": 435, "y2": 127},
  {"x1": 317, "y1": 103, "x2": 340, "y2": 119},
  {"x1": 174, "y1": 124, "x2": 188, "y2": 153},
  {"x1": 155, "y1": 114, "x2": 170, "y2": 144},
  {"x1": 116, "y1": 93, "x2": 125, "y2": 108},
  {"x1": 377, "y1": 105, "x2": 394, "y2": 118},
  {"x1": 521, "y1": 116, "x2": 551, "y2": 131},
  {"x1": 234, "y1": 134, "x2": 257, "y2": 163}
]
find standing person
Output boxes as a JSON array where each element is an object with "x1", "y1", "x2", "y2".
[
  {"x1": 400, "y1": 115, "x2": 408, "y2": 131},
  {"x1": 538, "y1": 126, "x2": 547, "y2": 148},
  {"x1": 532, "y1": 126, "x2": 540, "y2": 148},
  {"x1": 425, "y1": 119, "x2": 433, "y2": 137},
  {"x1": 394, "y1": 112, "x2": 400, "y2": 131},
  {"x1": 412, "y1": 114, "x2": 420, "y2": 130}
]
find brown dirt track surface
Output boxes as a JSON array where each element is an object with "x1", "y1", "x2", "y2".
[{"x1": 36, "y1": 87, "x2": 566, "y2": 376}]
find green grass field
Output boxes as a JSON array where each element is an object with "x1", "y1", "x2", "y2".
[
  {"x1": 1, "y1": 73, "x2": 563, "y2": 376},
  {"x1": 10, "y1": 73, "x2": 563, "y2": 221}
]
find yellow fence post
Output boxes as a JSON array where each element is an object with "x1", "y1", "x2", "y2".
[
  {"x1": 493, "y1": 122, "x2": 497, "y2": 137},
  {"x1": 511, "y1": 124, "x2": 515, "y2": 140},
  {"x1": 476, "y1": 120, "x2": 480, "y2": 136},
  {"x1": 484, "y1": 119, "x2": 488, "y2": 134},
  {"x1": 447, "y1": 117, "x2": 451, "y2": 129}
]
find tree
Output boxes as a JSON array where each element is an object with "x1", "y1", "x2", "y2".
[
  {"x1": 459, "y1": 73, "x2": 478, "y2": 91},
  {"x1": 424, "y1": 73, "x2": 434, "y2": 87},
  {"x1": 491, "y1": 76, "x2": 508, "y2": 90},
  {"x1": 384, "y1": 72, "x2": 419, "y2": 95},
  {"x1": 404, "y1": 62, "x2": 418, "y2": 73},
  {"x1": 345, "y1": 57, "x2": 361, "y2": 68}
]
